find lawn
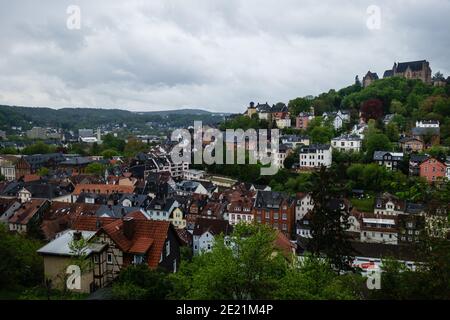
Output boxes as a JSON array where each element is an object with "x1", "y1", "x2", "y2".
[{"x1": 350, "y1": 196, "x2": 375, "y2": 212}]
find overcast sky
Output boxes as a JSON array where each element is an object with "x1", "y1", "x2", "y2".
[{"x1": 0, "y1": 0, "x2": 449, "y2": 113}]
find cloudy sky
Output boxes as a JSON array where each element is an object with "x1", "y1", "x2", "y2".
[{"x1": 0, "y1": 0, "x2": 449, "y2": 113}]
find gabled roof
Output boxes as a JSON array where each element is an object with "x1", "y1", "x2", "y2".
[
  {"x1": 364, "y1": 71, "x2": 379, "y2": 80},
  {"x1": 373, "y1": 151, "x2": 404, "y2": 161},
  {"x1": 72, "y1": 215, "x2": 118, "y2": 231},
  {"x1": 192, "y1": 217, "x2": 232, "y2": 236},
  {"x1": 383, "y1": 69, "x2": 394, "y2": 78},
  {"x1": 299, "y1": 144, "x2": 331, "y2": 153},
  {"x1": 99, "y1": 218, "x2": 173, "y2": 267},
  {"x1": 412, "y1": 127, "x2": 440, "y2": 136},
  {"x1": 409, "y1": 154, "x2": 429, "y2": 163},
  {"x1": 8, "y1": 199, "x2": 47, "y2": 225},
  {"x1": 254, "y1": 190, "x2": 293, "y2": 209},
  {"x1": 395, "y1": 60, "x2": 428, "y2": 73},
  {"x1": 37, "y1": 230, "x2": 106, "y2": 257}
]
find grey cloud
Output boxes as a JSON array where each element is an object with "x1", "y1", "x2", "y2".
[{"x1": 0, "y1": 0, "x2": 449, "y2": 112}]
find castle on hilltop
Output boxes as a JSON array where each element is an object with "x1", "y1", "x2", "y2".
[{"x1": 362, "y1": 60, "x2": 433, "y2": 87}]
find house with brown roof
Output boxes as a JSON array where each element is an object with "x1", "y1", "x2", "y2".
[
  {"x1": 38, "y1": 214, "x2": 183, "y2": 293},
  {"x1": 192, "y1": 217, "x2": 232, "y2": 255},
  {"x1": 399, "y1": 137, "x2": 424, "y2": 153},
  {"x1": 37, "y1": 230, "x2": 108, "y2": 293},
  {"x1": 40, "y1": 202, "x2": 101, "y2": 240},
  {"x1": 71, "y1": 184, "x2": 136, "y2": 203},
  {"x1": 8, "y1": 199, "x2": 49, "y2": 234},
  {"x1": 227, "y1": 198, "x2": 254, "y2": 226},
  {"x1": 73, "y1": 215, "x2": 182, "y2": 274}
]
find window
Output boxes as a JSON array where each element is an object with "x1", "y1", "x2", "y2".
[
  {"x1": 166, "y1": 240, "x2": 170, "y2": 256},
  {"x1": 282, "y1": 213, "x2": 287, "y2": 220},
  {"x1": 265, "y1": 211, "x2": 270, "y2": 219},
  {"x1": 133, "y1": 255, "x2": 145, "y2": 265},
  {"x1": 93, "y1": 255, "x2": 99, "y2": 263},
  {"x1": 173, "y1": 259, "x2": 177, "y2": 273},
  {"x1": 107, "y1": 253, "x2": 113, "y2": 264},
  {"x1": 274, "y1": 212, "x2": 279, "y2": 220}
]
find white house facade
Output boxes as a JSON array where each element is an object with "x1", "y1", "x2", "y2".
[{"x1": 299, "y1": 144, "x2": 332, "y2": 169}]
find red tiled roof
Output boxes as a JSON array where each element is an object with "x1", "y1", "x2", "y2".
[
  {"x1": 73, "y1": 184, "x2": 135, "y2": 195},
  {"x1": 72, "y1": 215, "x2": 117, "y2": 231},
  {"x1": 274, "y1": 230, "x2": 296, "y2": 257},
  {"x1": 125, "y1": 210, "x2": 148, "y2": 220},
  {"x1": 128, "y1": 237, "x2": 154, "y2": 254},
  {"x1": 100, "y1": 218, "x2": 171, "y2": 268},
  {"x1": 8, "y1": 199, "x2": 47, "y2": 225},
  {"x1": 24, "y1": 174, "x2": 41, "y2": 183}
]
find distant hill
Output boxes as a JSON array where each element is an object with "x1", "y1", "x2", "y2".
[
  {"x1": 137, "y1": 108, "x2": 227, "y2": 116},
  {"x1": 0, "y1": 105, "x2": 227, "y2": 133}
]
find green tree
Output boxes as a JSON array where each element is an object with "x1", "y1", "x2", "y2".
[
  {"x1": 307, "y1": 167, "x2": 354, "y2": 272},
  {"x1": 85, "y1": 162, "x2": 106, "y2": 176},
  {"x1": 288, "y1": 97, "x2": 312, "y2": 116},
  {"x1": 389, "y1": 99, "x2": 407, "y2": 115},
  {"x1": 275, "y1": 255, "x2": 363, "y2": 299},
  {"x1": 22, "y1": 142, "x2": 56, "y2": 155},
  {"x1": 112, "y1": 265, "x2": 172, "y2": 300},
  {"x1": 0, "y1": 224, "x2": 43, "y2": 290},
  {"x1": 364, "y1": 133, "x2": 391, "y2": 161},
  {"x1": 385, "y1": 122, "x2": 400, "y2": 142},
  {"x1": 310, "y1": 126, "x2": 334, "y2": 144},
  {"x1": 37, "y1": 167, "x2": 50, "y2": 176},
  {"x1": 169, "y1": 223, "x2": 287, "y2": 300},
  {"x1": 101, "y1": 149, "x2": 120, "y2": 159}
]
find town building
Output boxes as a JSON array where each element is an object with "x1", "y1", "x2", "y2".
[
  {"x1": 275, "y1": 113, "x2": 292, "y2": 129},
  {"x1": 192, "y1": 218, "x2": 232, "y2": 255},
  {"x1": 0, "y1": 155, "x2": 19, "y2": 181},
  {"x1": 295, "y1": 193, "x2": 313, "y2": 222},
  {"x1": 295, "y1": 112, "x2": 314, "y2": 130},
  {"x1": 373, "y1": 151, "x2": 404, "y2": 171},
  {"x1": 280, "y1": 135, "x2": 310, "y2": 148},
  {"x1": 299, "y1": 144, "x2": 332, "y2": 169},
  {"x1": 419, "y1": 157, "x2": 447, "y2": 183},
  {"x1": 39, "y1": 215, "x2": 182, "y2": 293},
  {"x1": 412, "y1": 126, "x2": 440, "y2": 146},
  {"x1": 399, "y1": 137, "x2": 424, "y2": 153},
  {"x1": 360, "y1": 213, "x2": 398, "y2": 245},
  {"x1": 331, "y1": 134, "x2": 362, "y2": 152},
  {"x1": 409, "y1": 154, "x2": 429, "y2": 176},
  {"x1": 26, "y1": 127, "x2": 47, "y2": 140},
  {"x1": 383, "y1": 60, "x2": 432, "y2": 84},
  {"x1": 374, "y1": 193, "x2": 405, "y2": 216},
  {"x1": 227, "y1": 197, "x2": 254, "y2": 226},
  {"x1": 416, "y1": 120, "x2": 440, "y2": 128},
  {"x1": 322, "y1": 110, "x2": 350, "y2": 130},
  {"x1": 362, "y1": 71, "x2": 379, "y2": 87},
  {"x1": 253, "y1": 190, "x2": 295, "y2": 237},
  {"x1": 8, "y1": 199, "x2": 49, "y2": 234}
]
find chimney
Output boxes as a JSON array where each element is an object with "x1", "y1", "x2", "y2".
[
  {"x1": 73, "y1": 231, "x2": 82, "y2": 241},
  {"x1": 123, "y1": 217, "x2": 135, "y2": 240}
]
